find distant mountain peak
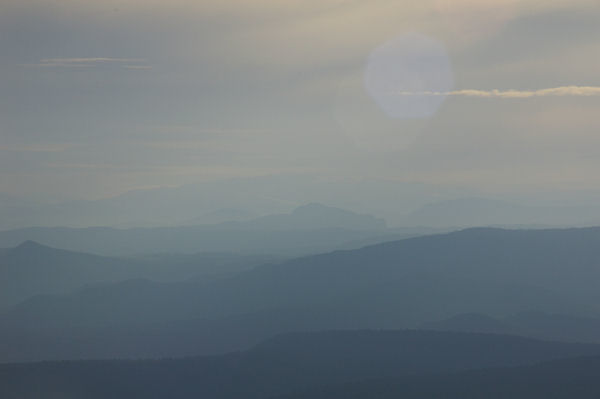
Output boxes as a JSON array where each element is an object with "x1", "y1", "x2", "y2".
[
  {"x1": 287, "y1": 203, "x2": 386, "y2": 229},
  {"x1": 13, "y1": 240, "x2": 49, "y2": 251},
  {"x1": 6, "y1": 240, "x2": 74, "y2": 258},
  {"x1": 292, "y1": 202, "x2": 354, "y2": 214}
]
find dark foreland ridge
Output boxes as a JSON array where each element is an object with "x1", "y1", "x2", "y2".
[
  {"x1": 2, "y1": 226, "x2": 600, "y2": 362},
  {"x1": 2, "y1": 330, "x2": 600, "y2": 399}
]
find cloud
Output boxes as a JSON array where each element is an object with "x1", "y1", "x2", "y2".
[
  {"x1": 396, "y1": 86, "x2": 600, "y2": 98},
  {"x1": 25, "y1": 58, "x2": 148, "y2": 68},
  {"x1": 0, "y1": 143, "x2": 77, "y2": 152},
  {"x1": 124, "y1": 65, "x2": 153, "y2": 70}
]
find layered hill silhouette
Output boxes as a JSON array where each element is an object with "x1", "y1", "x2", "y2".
[
  {"x1": 217, "y1": 203, "x2": 386, "y2": 230},
  {"x1": 277, "y1": 355, "x2": 600, "y2": 399},
  {"x1": 0, "y1": 177, "x2": 473, "y2": 230},
  {"x1": 2, "y1": 227, "x2": 600, "y2": 361},
  {"x1": 2, "y1": 330, "x2": 600, "y2": 398},
  {"x1": 184, "y1": 208, "x2": 259, "y2": 225},
  {"x1": 400, "y1": 198, "x2": 600, "y2": 228},
  {"x1": 422, "y1": 311, "x2": 600, "y2": 343},
  {"x1": 0, "y1": 241, "x2": 276, "y2": 310},
  {"x1": 0, "y1": 204, "x2": 408, "y2": 256}
]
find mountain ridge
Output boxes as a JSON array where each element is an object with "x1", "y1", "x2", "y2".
[
  {"x1": 0, "y1": 204, "x2": 399, "y2": 256},
  {"x1": 3, "y1": 226, "x2": 600, "y2": 361},
  {"x1": 2, "y1": 330, "x2": 600, "y2": 398}
]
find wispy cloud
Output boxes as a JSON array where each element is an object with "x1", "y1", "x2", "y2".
[
  {"x1": 0, "y1": 143, "x2": 78, "y2": 152},
  {"x1": 124, "y1": 65, "x2": 153, "y2": 70},
  {"x1": 396, "y1": 86, "x2": 600, "y2": 98},
  {"x1": 23, "y1": 58, "x2": 149, "y2": 69}
]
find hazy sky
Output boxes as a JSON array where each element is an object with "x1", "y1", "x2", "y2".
[{"x1": 2, "y1": 0, "x2": 600, "y2": 202}]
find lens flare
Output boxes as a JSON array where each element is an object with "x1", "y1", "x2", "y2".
[{"x1": 365, "y1": 33, "x2": 454, "y2": 119}]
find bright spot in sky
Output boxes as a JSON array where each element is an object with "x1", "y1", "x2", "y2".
[{"x1": 365, "y1": 33, "x2": 454, "y2": 119}]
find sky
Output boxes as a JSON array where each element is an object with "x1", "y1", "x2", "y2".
[{"x1": 2, "y1": 0, "x2": 600, "y2": 206}]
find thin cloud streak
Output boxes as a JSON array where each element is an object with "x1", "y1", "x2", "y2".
[
  {"x1": 124, "y1": 65, "x2": 153, "y2": 70},
  {"x1": 23, "y1": 58, "x2": 148, "y2": 68},
  {"x1": 0, "y1": 143, "x2": 78, "y2": 153},
  {"x1": 397, "y1": 86, "x2": 600, "y2": 98}
]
